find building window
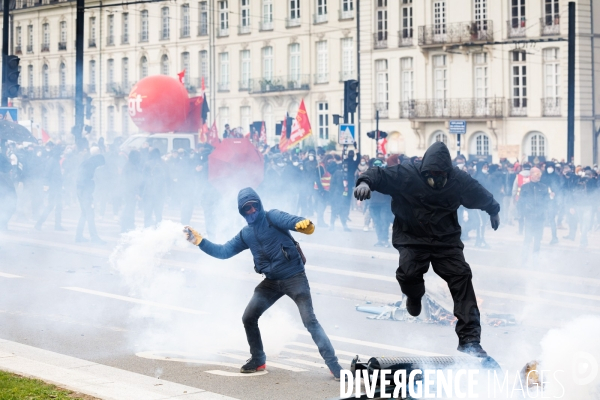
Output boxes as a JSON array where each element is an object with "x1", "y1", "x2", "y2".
[
  {"x1": 122, "y1": 13, "x2": 129, "y2": 43},
  {"x1": 140, "y1": 56, "x2": 148, "y2": 78},
  {"x1": 42, "y1": 64, "x2": 49, "y2": 92},
  {"x1": 376, "y1": 0, "x2": 387, "y2": 42},
  {"x1": 543, "y1": 0, "x2": 560, "y2": 34},
  {"x1": 511, "y1": 0, "x2": 526, "y2": 28},
  {"x1": 433, "y1": 54, "x2": 447, "y2": 100},
  {"x1": 474, "y1": 0, "x2": 487, "y2": 23},
  {"x1": 511, "y1": 51, "x2": 527, "y2": 114},
  {"x1": 181, "y1": 52, "x2": 190, "y2": 78},
  {"x1": 240, "y1": 106, "x2": 251, "y2": 133},
  {"x1": 433, "y1": 1, "x2": 446, "y2": 37},
  {"x1": 59, "y1": 63, "x2": 66, "y2": 89},
  {"x1": 432, "y1": 131, "x2": 448, "y2": 145},
  {"x1": 288, "y1": 43, "x2": 301, "y2": 83},
  {"x1": 342, "y1": 0, "x2": 353, "y2": 13},
  {"x1": 290, "y1": 0, "x2": 300, "y2": 20},
  {"x1": 340, "y1": 38, "x2": 353, "y2": 80},
  {"x1": 42, "y1": 23, "x2": 49, "y2": 47},
  {"x1": 27, "y1": 65, "x2": 33, "y2": 87},
  {"x1": 122, "y1": 105, "x2": 129, "y2": 135},
  {"x1": 241, "y1": 0, "x2": 250, "y2": 28},
  {"x1": 58, "y1": 107, "x2": 64, "y2": 135},
  {"x1": 472, "y1": 133, "x2": 490, "y2": 156},
  {"x1": 543, "y1": 48, "x2": 560, "y2": 98},
  {"x1": 219, "y1": 52, "x2": 229, "y2": 90},
  {"x1": 59, "y1": 21, "x2": 67, "y2": 48},
  {"x1": 401, "y1": 0, "x2": 412, "y2": 42},
  {"x1": 375, "y1": 59, "x2": 388, "y2": 115},
  {"x1": 527, "y1": 132, "x2": 546, "y2": 157},
  {"x1": 219, "y1": 106, "x2": 230, "y2": 133},
  {"x1": 262, "y1": 46, "x2": 273, "y2": 80},
  {"x1": 316, "y1": 41, "x2": 328, "y2": 83},
  {"x1": 474, "y1": 53, "x2": 488, "y2": 99},
  {"x1": 107, "y1": 59, "x2": 114, "y2": 85},
  {"x1": 140, "y1": 10, "x2": 149, "y2": 42},
  {"x1": 317, "y1": 102, "x2": 329, "y2": 140},
  {"x1": 107, "y1": 106, "x2": 115, "y2": 136},
  {"x1": 262, "y1": 0, "x2": 273, "y2": 29},
  {"x1": 262, "y1": 103, "x2": 273, "y2": 138},
  {"x1": 161, "y1": 8, "x2": 170, "y2": 39},
  {"x1": 16, "y1": 27, "x2": 21, "y2": 48},
  {"x1": 122, "y1": 58, "x2": 129, "y2": 87},
  {"x1": 41, "y1": 107, "x2": 48, "y2": 131},
  {"x1": 161, "y1": 54, "x2": 170, "y2": 75},
  {"x1": 240, "y1": 50, "x2": 251, "y2": 89},
  {"x1": 107, "y1": 15, "x2": 114, "y2": 45},
  {"x1": 199, "y1": 50, "x2": 208, "y2": 84},
  {"x1": 316, "y1": 0, "x2": 327, "y2": 22},
  {"x1": 401, "y1": 57, "x2": 413, "y2": 101},
  {"x1": 181, "y1": 5, "x2": 190, "y2": 37},
  {"x1": 27, "y1": 25, "x2": 33, "y2": 50},
  {"x1": 89, "y1": 60, "x2": 96, "y2": 91},
  {"x1": 199, "y1": 2, "x2": 208, "y2": 35},
  {"x1": 89, "y1": 17, "x2": 96, "y2": 45},
  {"x1": 219, "y1": 1, "x2": 229, "y2": 35}
]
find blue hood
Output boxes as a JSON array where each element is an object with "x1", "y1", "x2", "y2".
[{"x1": 237, "y1": 187, "x2": 264, "y2": 218}]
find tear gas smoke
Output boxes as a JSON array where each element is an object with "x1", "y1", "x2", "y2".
[{"x1": 109, "y1": 220, "x2": 300, "y2": 360}]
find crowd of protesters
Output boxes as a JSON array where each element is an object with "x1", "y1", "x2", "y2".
[{"x1": 0, "y1": 135, "x2": 598, "y2": 255}]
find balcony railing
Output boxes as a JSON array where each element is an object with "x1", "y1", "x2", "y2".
[
  {"x1": 159, "y1": 29, "x2": 170, "y2": 40},
  {"x1": 198, "y1": 24, "x2": 208, "y2": 36},
  {"x1": 106, "y1": 83, "x2": 129, "y2": 97},
  {"x1": 58, "y1": 41, "x2": 67, "y2": 50},
  {"x1": 418, "y1": 20, "x2": 493, "y2": 46},
  {"x1": 259, "y1": 20, "x2": 273, "y2": 31},
  {"x1": 398, "y1": 30, "x2": 413, "y2": 47},
  {"x1": 508, "y1": 99, "x2": 527, "y2": 116},
  {"x1": 106, "y1": 35, "x2": 114, "y2": 45},
  {"x1": 399, "y1": 98, "x2": 505, "y2": 119},
  {"x1": 374, "y1": 32, "x2": 387, "y2": 49},
  {"x1": 314, "y1": 73, "x2": 328, "y2": 84},
  {"x1": 507, "y1": 19, "x2": 527, "y2": 38},
  {"x1": 238, "y1": 24, "x2": 251, "y2": 35},
  {"x1": 217, "y1": 27, "x2": 229, "y2": 37},
  {"x1": 121, "y1": 34, "x2": 129, "y2": 44},
  {"x1": 180, "y1": 27, "x2": 191, "y2": 38},
  {"x1": 338, "y1": 9, "x2": 353, "y2": 20},
  {"x1": 26, "y1": 45, "x2": 33, "y2": 53},
  {"x1": 85, "y1": 84, "x2": 96, "y2": 93},
  {"x1": 339, "y1": 70, "x2": 355, "y2": 82},
  {"x1": 313, "y1": 13, "x2": 328, "y2": 24},
  {"x1": 286, "y1": 17, "x2": 301, "y2": 28},
  {"x1": 19, "y1": 85, "x2": 74, "y2": 99},
  {"x1": 248, "y1": 75, "x2": 310, "y2": 94},
  {"x1": 542, "y1": 97, "x2": 561, "y2": 117},
  {"x1": 41, "y1": 43, "x2": 49, "y2": 52},
  {"x1": 88, "y1": 38, "x2": 96, "y2": 48},
  {"x1": 139, "y1": 32, "x2": 149, "y2": 43},
  {"x1": 541, "y1": 15, "x2": 560, "y2": 36},
  {"x1": 15, "y1": 45, "x2": 22, "y2": 54},
  {"x1": 374, "y1": 103, "x2": 389, "y2": 119}
]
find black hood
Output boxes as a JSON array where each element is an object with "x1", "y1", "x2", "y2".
[
  {"x1": 420, "y1": 142, "x2": 453, "y2": 174},
  {"x1": 237, "y1": 187, "x2": 264, "y2": 217}
]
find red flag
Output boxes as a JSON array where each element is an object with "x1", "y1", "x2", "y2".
[
  {"x1": 201, "y1": 77, "x2": 206, "y2": 93},
  {"x1": 279, "y1": 117, "x2": 289, "y2": 153},
  {"x1": 377, "y1": 137, "x2": 388, "y2": 156},
  {"x1": 259, "y1": 121, "x2": 266, "y2": 144},
  {"x1": 41, "y1": 128, "x2": 50, "y2": 144},
  {"x1": 207, "y1": 121, "x2": 220, "y2": 147},
  {"x1": 289, "y1": 99, "x2": 312, "y2": 146},
  {"x1": 177, "y1": 69, "x2": 186, "y2": 84}
]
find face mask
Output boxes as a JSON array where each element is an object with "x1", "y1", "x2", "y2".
[
  {"x1": 547, "y1": 167, "x2": 554, "y2": 174},
  {"x1": 578, "y1": 171, "x2": 585, "y2": 177},
  {"x1": 244, "y1": 211, "x2": 259, "y2": 224},
  {"x1": 292, "y1": 162, "x2": 299, "y2": 166},
  {"x1": 425, "y1": 173, "x2": 448, "y2": 189},
  {"x1": 457, "y1": 163, "x2": 465, "y2": 169},
  {"x1": 482, "y1": 168, "x2": 489, "y2": 174},
  {"x1": 308, "y1": 156, "x2": 314, "y2": 161},
  {"x1": 360, "y1": 161, "x2": 366, "y2": 165},
  {"x1": 277, "y1": 162, "x2": 285, "y2": 167}
]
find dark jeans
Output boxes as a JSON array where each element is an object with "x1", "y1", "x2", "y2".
[
  {"x1": 370, "y1": 204, "x2": 391, "y2": 243},
  {"x1": 523, "y1": 217, "x2": 544, "y2": 254},
  {"x1": 395, "y1": 246, "x2": 481, "y2": 345},
  {"x1": 76, "y1": 187, "x2": 99, "y2": 239},
  {"x1": 242, "y1": 272, "x2": 339, "y2": 368}
]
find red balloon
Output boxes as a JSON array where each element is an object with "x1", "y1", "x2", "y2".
[{"x1": 128, "y1": 75, "x2": 190, "y2": 133}]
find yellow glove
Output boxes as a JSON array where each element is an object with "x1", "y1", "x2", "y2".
[
  {"x1": 183, "y1": 226, "x2": 203, "y2": 245},
  {"x1": 295, "y1": 219, "x2": 315, "y2": 235}
]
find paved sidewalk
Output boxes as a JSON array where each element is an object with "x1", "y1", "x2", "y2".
[{"x1": 0, "y1": 339, "x2": 237, "y2": 400}]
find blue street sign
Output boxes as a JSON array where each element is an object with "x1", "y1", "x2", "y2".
[
  {"x1": 338, "y1": 123, "x2": 356, "y2": 145},
  {"x1": 0, "y1": 107, "x2": 18, "y2": 122},
  {"x1": 449, "y1": 120, "x2": 467, "y2": 135}
]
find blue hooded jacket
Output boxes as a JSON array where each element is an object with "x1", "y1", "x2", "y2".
[{"x1": 198, "y1": 187, "x2": 306, "y2": 280}]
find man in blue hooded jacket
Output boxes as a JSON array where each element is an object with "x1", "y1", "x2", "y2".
[{"x1": 184, "y1": 187, "x2": 342, "y2": 379}]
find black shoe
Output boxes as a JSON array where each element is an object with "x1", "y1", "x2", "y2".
[
  {"x1": 240, "y1": 358, "x2": 266, "y2": 373},
  {"x1": 457, "y1": 342, "x2": 488, "y2": 358},
  {"x1": 405, "y1": 297, "x2": 421, "y2": 317},
  {"x1": 328, "y1": 362, "x2": 342, "y2": 381}
]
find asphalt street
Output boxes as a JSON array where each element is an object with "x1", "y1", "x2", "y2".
[{"x1": 1, "y1": 204, "x2": 600, "y2": 399}]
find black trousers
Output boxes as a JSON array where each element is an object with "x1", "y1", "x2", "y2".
[
  {"x1": 395, "y1": 246, "x2": 481, "y2": 345},
  {"x1": 36, "y1": 187, "x2": 62, "y2": 229},
  {"x1": 76, "y1": 187, "x2": 99, "y2": 239},
  {"x1": 241, "y1": 272, "x2": 339, "y2": 368}
]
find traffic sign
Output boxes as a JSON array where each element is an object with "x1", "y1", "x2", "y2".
[
  {"x1": 338, "y1": 124, "x2": 355, "y2": 145},
  {"x1": 449, "y1": 120, "x2": 467, "y2": 134},
  {"x1": 0, "y1": 107, "x2": 18, "y2": 122}
]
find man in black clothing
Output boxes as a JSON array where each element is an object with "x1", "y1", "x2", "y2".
[
  {"x1": 35, "y1": 145, "x2": 65, "y2": 231},
  {"x1": 541, "y1": 162, "x2": 562, "y2": 244},
  {"x1": 354, "y1": 142, "x2": 500, "y2": 358},
  {"x1": 75, "y1": 153, "x2": 106, "y2": 244}
]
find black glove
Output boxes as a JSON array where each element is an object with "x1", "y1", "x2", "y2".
[
  {"x1": 490, "y1": 214, "x2": 500, "y2": 231},
  {"x1": 354, "y1": 182, "x2": 371, "y2": 201}
]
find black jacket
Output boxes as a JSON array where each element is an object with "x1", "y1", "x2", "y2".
[
  {"x1": 519, "y1": 181, "x2": 550, "y2": 220},
  {"x1": 356, "y1": 142, "x2": 500, "y2": 247}
]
